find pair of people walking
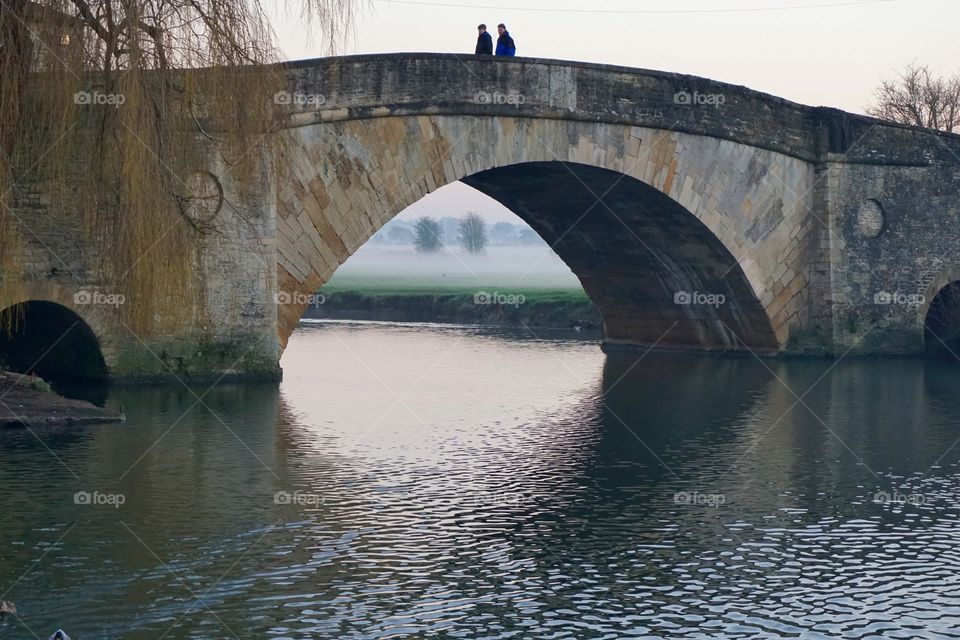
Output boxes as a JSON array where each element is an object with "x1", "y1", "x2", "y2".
[{"x1": 475, "y1": 23, "x2": 515, "y2": 56}]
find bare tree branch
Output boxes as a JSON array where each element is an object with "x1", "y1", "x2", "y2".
[{"x1": 867, "y1": 63, "x2": 960, "y2": 133}]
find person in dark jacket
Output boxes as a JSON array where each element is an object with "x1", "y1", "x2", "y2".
[
  {"x1": 475, "y1": 24, "x2": 493, "y2": 55},
  {"x1": 495, "y1": 23, "x2": 516, "y2": 56}
]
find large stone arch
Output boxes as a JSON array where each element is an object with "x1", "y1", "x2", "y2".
[
  {"x1": 464, "y1": 162, "x2": 779, "y2": 349},
  {"x1": 273, "y1": 115, "x2": 815, "y2": 353}
]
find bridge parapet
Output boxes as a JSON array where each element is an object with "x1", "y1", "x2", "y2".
[
  {"x1": 280, "y1": 53, "x2": 960, "y2": 167},
  {"x1": 281, "y1": 53, "x2": 820, "y2": 161}
]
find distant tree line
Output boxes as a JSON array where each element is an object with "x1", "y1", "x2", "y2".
[
  {"x1": 413, "y1": 213, "x2": 487, "y2": 253},
  {"x1": 369, "y1": 215, "x2": 546, "y2": 251}
]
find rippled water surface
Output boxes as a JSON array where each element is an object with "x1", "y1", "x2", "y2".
[{"x1": 4, "y1": 320, "x2": 960, "y2": 638}]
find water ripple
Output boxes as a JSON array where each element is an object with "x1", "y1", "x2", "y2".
[{"x1": 4, "y1": 323, "x2": 960, "y2": 637}]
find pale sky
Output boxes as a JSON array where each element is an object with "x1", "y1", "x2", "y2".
[{"x1": 272, "y1": 0, "x2": 958, "y2": 224}]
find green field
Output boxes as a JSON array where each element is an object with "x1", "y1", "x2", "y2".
[
  {"x1": 315, "y1": 271, "x2": 599, "y2": 329},
  {"x1": 320, "y1": 272, "x2": 591, "y2": 303}
]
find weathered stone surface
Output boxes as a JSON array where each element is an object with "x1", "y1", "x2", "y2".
[{"x1": 7, "y1": 53, "x2": 960, "y2": 380}]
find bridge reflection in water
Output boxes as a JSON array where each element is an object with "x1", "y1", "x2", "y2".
[{"x1": 2, "y1": 321, "x2": 960, "y2": 637}]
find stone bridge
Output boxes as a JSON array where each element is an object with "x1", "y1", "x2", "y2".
[{"x1": 6, "y1": 53, "x2": 960, "y2": 382}]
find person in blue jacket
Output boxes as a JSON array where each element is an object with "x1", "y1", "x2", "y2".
[
  {"x1": 475, "y1": 24, "x2": 493, "y2": 55},
  {"x1": 495, "y1": 23, "x2": 516, "y2": 56}
]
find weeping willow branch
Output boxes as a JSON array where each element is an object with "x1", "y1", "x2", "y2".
[{"x1": 0, "y1": 0, "x2": 365, "y2": 332}]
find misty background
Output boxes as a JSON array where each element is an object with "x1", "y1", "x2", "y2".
[{"x1": 328, "y1": 182, "x2": 581, "y2": 290}]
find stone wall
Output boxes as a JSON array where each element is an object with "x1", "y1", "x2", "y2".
[
  {"x1": 6, "y1": 155, "x2": 282, "y2": 382},
  {"x1": 7, "y1": 53, "x2": 960, "y2": 380},
  {"x1": 822, "y1": 159, "x2": 960, "y2": 355}
]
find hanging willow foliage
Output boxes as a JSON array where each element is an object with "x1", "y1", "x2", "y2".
[{"x1": 0, "y1": 0, "x2": 363, "y2": 332}]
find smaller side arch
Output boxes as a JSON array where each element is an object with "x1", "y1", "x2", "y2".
[
  {"x1": 922, "y1": 276, "x2": 960, "y2": 359},
  {"x1": 0, "y1": 300, "x2": 109, "y2": 383},
  {"x1": 920, "y1": 267, "x2": 960, "y2": 321}
]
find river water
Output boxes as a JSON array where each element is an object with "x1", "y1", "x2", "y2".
[{"x1": 3, "y1": 320, "x2": 960, "y2": 639}]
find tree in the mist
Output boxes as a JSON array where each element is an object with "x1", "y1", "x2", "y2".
[
  {"x1": 0, "y1": 0, "x2": 365, "y2": 330},
  {"x1": 386, "y1": 224, "x2": 415, "y2": 245},
  {"x1": 489, "y1": 221, "x2": 517, "y2": 246},
  {"x1": 867, "y1": 63, "x2": 960, "y2": 133},
  {"x1": 457, "y1": 212, "x2": 488, "y2": 254},
  {"x1": 413, "y1": 217, "x2": 443, "y2": 253}
]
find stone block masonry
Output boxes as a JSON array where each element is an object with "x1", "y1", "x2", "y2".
[{"x1": 7, "y1": 53, "x2": 960, "y2": 380}]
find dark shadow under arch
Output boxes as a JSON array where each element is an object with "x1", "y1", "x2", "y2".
[
  {"x1": 0, "y1": 301, "x2": 108, "y2": 384},
  {"x1": 462, "y1": 161, "x2": 778, "y2": 351},
  {"x1": 924, "y1": 282, "x2": 960, "y2": 359}
]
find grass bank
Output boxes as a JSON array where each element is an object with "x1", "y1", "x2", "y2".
[{"x1": 310, "y1": 276, "x2": 601, "y2": 329}]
